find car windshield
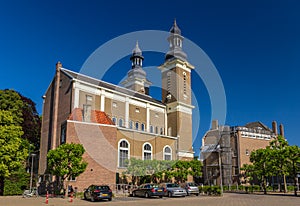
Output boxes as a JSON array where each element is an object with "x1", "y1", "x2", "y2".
[
  {"x1": 167, "y1": 183, "x2": 179, "y2": 188},
  {"x1": 95, "y1": 186, "x2": 110, "y2": 191}
]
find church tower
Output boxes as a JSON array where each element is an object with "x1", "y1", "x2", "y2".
[
  {"x1": 122, "y1": 42, "x2": 152, "y2": 94},
  {"x1": 158, "y1": 20, "x2": 194, "y2": 159}
]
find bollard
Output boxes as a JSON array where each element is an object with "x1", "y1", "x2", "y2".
[
  {"x1": 69, "y1": 192, "x2": 73, "y2": 203},
  {"x1": 45, "y1": 191, "x2": 49, "y2": 204}
]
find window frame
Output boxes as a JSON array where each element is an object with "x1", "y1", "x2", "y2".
[
  {"x1": 142, "y1": 142, "x2": 152, "y2": 160},
  {"x1": 118, "y1": 139, "x2": 130, "y2": 168}
]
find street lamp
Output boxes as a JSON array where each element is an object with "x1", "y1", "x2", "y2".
[
  {"x1": 217, "y1": 145, "x2": 223, "y2": 195},
  {"x1": 29, "y1": 153, "x2": 37, "y2": 192}
]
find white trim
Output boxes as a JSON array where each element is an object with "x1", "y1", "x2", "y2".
[
  {"x1": 125, "y1": 97, "x2": 129, "y2": 128},
  {"x1": 67, "y1": 120, "x2": 116, "y2": 128},
  {"x1": 100, "y1": 90, "x2": 105, "y2": 112},
  {"x1": 117, "y1": 127, "x2": 178, "y2": 140},
  {"x1": 142, "y1": 142, "x2": 152, "y2": 160},
  {"x1": 129, "y1": 99, "x2": 147, "y2": 108},
  {"x1": 73, "y1": 87, "x2": 79, "y2": 108},
  {"x1": 166, "y1": 101, "x2": 194, "y2": 114},
  {"x1": 118, "y1": 139, "x2": 130, "y2": 168},
  {"x1": 158, "y1": 59, "x2": 194, "y2": 73},
  {"x1": 163, "y1": 145, "x2": 172, "y2": 160},
  {"x1": 146, "y1": 103, "x2": 150, "y2": 132},
  {"x1": 178, "y1": 151, "x2": 194, "y2": 158}
]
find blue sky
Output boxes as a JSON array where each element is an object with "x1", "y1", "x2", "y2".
[{"x1": 0, "y1": 0, "x2": 299, "y2": 154}]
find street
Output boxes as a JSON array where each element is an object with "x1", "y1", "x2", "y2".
[{"x1": 0, "y1": 193, "x2": 299, "y2": 206}]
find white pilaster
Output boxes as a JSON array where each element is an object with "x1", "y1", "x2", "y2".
[
  {"x1": 146, "y1": 103, "x2": 150, "y2": 132},
  {"x1": 100, "y1": 90, "x2": 105, "y2": 112},
  {"x1": 125, "y1": 97, "x2": 129, "y2": 128}
]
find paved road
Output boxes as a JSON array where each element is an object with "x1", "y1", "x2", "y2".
[{"x1": 0, "y1": 193, "x2": 299, "y2": 206}]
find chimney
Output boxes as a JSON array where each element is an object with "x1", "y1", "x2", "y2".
[
  {"x1": 272, "y1": 121, "x2": 278, "y2": 135},
  {"x1": 279, "y1": 124, "x2": 284, "y2": 137},
  {"x1": 212, "y1": 120, "x2": 218, "y2": 130}
]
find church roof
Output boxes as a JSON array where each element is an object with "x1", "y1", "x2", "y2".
[{"x1": 61, "y1": 68, "x2": 164, "y2": 106}]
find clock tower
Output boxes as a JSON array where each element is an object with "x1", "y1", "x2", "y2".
[{"x1": 158, "y1": 20, "x2": 194, "y2": 159}]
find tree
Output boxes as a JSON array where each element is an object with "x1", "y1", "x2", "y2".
[
  {"x1": 47, "y1": 143, "x2": 88, "y2": 195},
  {"x1": 268, "y1": 135, "x2": 289, "y2": 192},
  {"x1": 286, "y1": 145, "x2": 300, "y2": 196},
  {"x1": 0, "y1": 110, "x2": 28, "y2": 195},
  {"x1": 19, "y1": 94, "x2": 41, "y2": 150},
  {"x1": 249, "y1": 148, "x2": 273, "y2": 194},
  {"x1": 0, "y1": 89, "x2": 41, "y2": 150}
]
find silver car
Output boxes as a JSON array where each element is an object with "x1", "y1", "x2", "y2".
[
  {"x1": 160, "y1": 183, "x2": 187, "y2": 197},
  {"x1": 180, "y1": 182, "x2": 199, "y2": 196}
]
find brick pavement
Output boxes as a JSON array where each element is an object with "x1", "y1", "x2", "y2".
[{"x1": 0, "y1": 193, "x2": 299, "y2": 206}]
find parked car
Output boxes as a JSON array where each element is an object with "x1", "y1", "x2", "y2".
[
  {"x1": 131, "y1": 183, "x2": 164, "y2": 198},
  {"x1": 180, "y1": 182, "x2": 199, "y2": 196},
  {"x1": 83, "y1": 185, "x2": 112, "y2": 202},
  {"x1": 160, "y1": 183, "x2": 187, "y2": 197}
]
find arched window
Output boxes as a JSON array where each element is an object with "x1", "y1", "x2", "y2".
[
  {"x1": 135, "y1": 122, "x2": 139, "y2": 130},
  {"x1": 118, "y1": 139, "x2": 130, "y2": 168},
  {"x1": 118, "y1": 118, "x2": 123, "y2": 127},
  {"x1": 155, "y1": 126, "x2": 159, "y2": 134},
  {"x1": 160, "y1": 128, "x2": 164, "y2": 135},
  {"x1": 129, "y1": 120, "x2": 133, "y2": 129},
  {"x1": 112, "y1": 117, "x2": 117, "y2": 125},
  {"x1": 141, "y1": 123, "x2": 145, "y2": 131},
  {"x1": 163, "y1": 146, "x2": 172, "y2": 160},
  {"x1": 150, "y1": 125, "x2": 154, "y2": 133},
  {"x1": 183, "y1": 72, "x2": 187, "y2": 95},
  {"x1": 143, "y1": 143, "x2": 152, "y2": 160}
]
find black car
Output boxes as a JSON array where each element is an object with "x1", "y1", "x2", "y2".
[
  {"x1": 84, "y1": 185, "x2": 112, "y2": 202},
  {"x1": 131, "y1": 183, "x2": 165, "y2": 198}
]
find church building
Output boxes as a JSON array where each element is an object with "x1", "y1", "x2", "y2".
[{"x1": 38, "y1": 21, "x2": 195, "y2": 191}]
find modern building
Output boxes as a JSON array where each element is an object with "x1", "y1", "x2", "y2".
[
  {"x1": 38, "y1": 21, "x2": 195, "y2": 191},
  {"x1": 201, "y1": 120, "x2": 284, "y2": 186}
]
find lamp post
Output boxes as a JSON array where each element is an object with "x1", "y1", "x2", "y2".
[
  {"x1": 217, "y1": 145, "x2": 223, "y2": 195},
  {"x1": 29, "y1": 153, "x2": 37, "y2": 192}
]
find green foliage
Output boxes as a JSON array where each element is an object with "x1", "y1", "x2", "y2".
[
  {"x1": 47, "y1": 143, "x2": 88, "y2": 185},
  {"x1": 4, "y1": 168, "x2": 30, "y2": 195},
  {"x1": 124, "y1": 158, "x2": 202, "y2": 185},
  {"x1": 0, "y1": 89, "x2": 23, "y2": 125},
  {"x1": 0, "y1": 110, "x2": 28, "y2": 178},
  {"x1": 241, "y1": 135, "x2": 300, "y2": 196},
  {"x1": 199, "y1": 185, "x2": 222, "y2": 196}
]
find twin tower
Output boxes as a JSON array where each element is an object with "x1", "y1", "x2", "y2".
[{"x1": 122, "y1": 20, "x2": 195, "y2": 158}]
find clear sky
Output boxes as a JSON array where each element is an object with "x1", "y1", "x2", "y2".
[{"x1": 0, "y1": 0, "x2": 299, "y2": 155}]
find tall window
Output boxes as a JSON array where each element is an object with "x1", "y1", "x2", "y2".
[
  {"x1": 183, "y1": 72, "x2": 187, "y2": 95},
  {"x1": 163, "y1": 146, "x2": 172, "y2": 160},
  {"x1": 112, "y1": 117, "x2": 117, "y2": 125},
  {"x1": 150, "y1": 125, "x2": 154, "y2": 133},
  {"x1": 118, "y1": 118, "x2": 123, "y2": 127},
  {"x1": 60, "y1": 123, "x2": 66, "y2": 144},
  {"x1": 135, "y1": 122, "x2": 139, "y2": 130},
  {"x1": 118, "y1": 140, "x2": 129, "y2": 168},
  {"x1": 141, "y1": 123, "x2": 145, "y2": 131},
  {"x1": 143, "y1": 143, "x2": 152, "y2": 160},
  {"x1": 155, "y1": 126, "x2": 159, "y2": 134},
  {"x1": 129, "y1": 120, "x2": 133, "y2": 129}
]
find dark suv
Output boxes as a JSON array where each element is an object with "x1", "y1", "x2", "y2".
[{"x1": 83, "y1": 185, "x2": 112, "y2": 201}]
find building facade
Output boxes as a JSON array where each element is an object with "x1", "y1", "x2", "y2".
[
  {"x1": 38, "y1": 21, "x2": 194, "y2": 191},
  {"x1": 201, "y1": 120, "x2": 284, "y2": 186}
]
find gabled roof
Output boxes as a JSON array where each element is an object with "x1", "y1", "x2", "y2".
[
  {"x1": 61, "y1": 68, "x2": 165, "y2": 106},
  {"x1": 245, "y1": 121, "x2": 272, "y2": 132},
  {"x1": 68, "y1": 108, "x2": 115, "y2": 125}
]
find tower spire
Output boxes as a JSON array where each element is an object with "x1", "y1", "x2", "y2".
[
  {"x1": 121, "y1": 41, "x2": 151, "y2": 94},
  {"x1": 165, "y1": 20, "x2": 187, "y2": 61}
]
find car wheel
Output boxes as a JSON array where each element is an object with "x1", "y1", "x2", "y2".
[
  {"x1": 84, "y1": 193, "x2": 87, "y2": 200},
  {"x1": 132, "y1": 191, "x2": 136, "y2": 197},
  {"x1": 159, "y1": 195, "x2": 163, "y2": 198},
  {"x1": 196, "y1": 193, "x2": 199, "y2": 196},
  {"x1": 90, "y1": 196, "x2": 95, "y2": 202},
  {"x1": 145, "y1": 192, "x2": 150, "y2": 198},
  {"x1": 168, "y1": 192, "x2": 172, "y2": 197},
  {"x1": 108, "y1": 198, "x2": 112, "y2": 201}
]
